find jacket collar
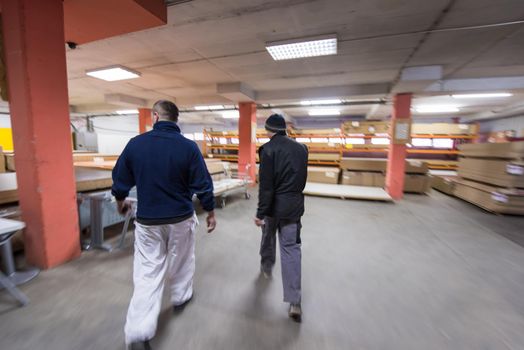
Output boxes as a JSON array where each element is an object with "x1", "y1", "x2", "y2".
[
  {"x1": 270, "y1": 132, "x2": 286, "y2": 140},
  {"x1": 153, "y1": 121, "x2": 181, "y2": 133}
]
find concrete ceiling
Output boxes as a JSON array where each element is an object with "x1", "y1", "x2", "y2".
[{"x1": 65, "y1": 0, "x2": 524, "y2": 123}]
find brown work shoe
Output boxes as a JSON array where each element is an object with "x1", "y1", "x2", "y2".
[{"x1": 288, "y1": 303, "x2": 302, "y2": 323}]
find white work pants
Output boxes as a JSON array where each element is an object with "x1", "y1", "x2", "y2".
[{"x1": 124, "y1": 214, "x2": 198, "y2": 344}]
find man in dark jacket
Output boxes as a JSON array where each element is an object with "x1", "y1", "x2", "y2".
[
  {"x1": 112, "y1": 100, "x2": 216, "y2": 350},
  {"x1": 254, "y1": 114, "x2": 308, "y2": 322}
]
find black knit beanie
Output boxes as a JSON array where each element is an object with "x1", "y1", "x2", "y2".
[{"x1": 265, "y1": 114, "x2": 287, "y2": 133}]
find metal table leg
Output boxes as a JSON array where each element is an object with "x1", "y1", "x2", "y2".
[
  {"x1": 87, "y1": 194, "x2": 112, "y2": 251},
  {"x1": 0, "y1": 239, "x2": 39, "y2": 286}
]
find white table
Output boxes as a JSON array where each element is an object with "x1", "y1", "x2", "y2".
[{"x1": 0, "y1": 218, "x2": 39, "y2": 306}]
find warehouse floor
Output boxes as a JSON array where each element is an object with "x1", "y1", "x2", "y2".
[{"x1": 1, "y1": 190, "x2": 524, "y2": 350}]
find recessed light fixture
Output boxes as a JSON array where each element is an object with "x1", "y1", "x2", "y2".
[
  {"x1": 308, "y1": 109, "x2": 341, "y2": 116},
  {"x1": 86, "y1": 65, "x2": 140, "y2": 81},
  {"x1": 451, "y1": 92, "x2": 513, "y2": 99},
  {"x1": 414, "y1": 105, "x2": 460, "y2": 114},
  {"x1": 300, "y1": 99, "x2": 342, "y2": 106},
  {"x1": 266, "y1": 34, "x2": 337, "y2": 61},
  {"x1": 221, "y1": 110, "x2": 239, "y2": 119},
  {"x1": 116, "y1": 109, "x2": 139, "y2": 115},
  {"x1": 194, "y1": 105, "x2": 225, "y2": 110}
]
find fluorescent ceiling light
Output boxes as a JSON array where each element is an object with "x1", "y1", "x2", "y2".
[
  {"x1": 86, "y1": 65, "x2": 140, "y2": 81},
  {"x1": 414, "y1": 105, "x2": 460, "y2": 114},
  {"x1": 194, "y1": 105, "x2": 225, "y2": 110},
  {"x1": 266, "y1": 34, "x2": 337, "y2": 61},
  {"x1": 300, "y1": 99, "x2": 342, "y2": 106},
  {"x1": 451, "y1": 92, "x2": 513, "y2": 99},
  {"x1": 221, "y1": 110, "x2": 239, "y2": 119},
  {"x1": 116, "y1": 109, "x2": 138, "y2": 115},
  {"x1": 308, "y1": 109, "x2": 341, "y2": 116}
]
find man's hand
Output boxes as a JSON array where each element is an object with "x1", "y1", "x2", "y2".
[
  {"x1": 206, "y1": 211, "x2": 217, "y2": 233},
  {"x1": 117, "y1": 200, "x2": 132, "y2": 216},
  {"x1": 254, "y1": 217, "x2": 265, "y2": 227}
]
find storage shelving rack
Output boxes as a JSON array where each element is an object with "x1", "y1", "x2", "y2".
[{"x1": 203, "y1": 122, "x2": 478, "y2": 170}]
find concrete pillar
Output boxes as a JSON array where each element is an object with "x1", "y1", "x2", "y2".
[
  {"x1": 2, "y1": 0, "x2": 81, "y2": 268},
  {"x1": 238, "y1": 102, "x2": 257, "y2": 183},
  {"x1": 138, "y1": 108, "x2": 152, "y2": 134},
  {"x1": 386, "y1": 93, "x2": 412, "y2": 200}
]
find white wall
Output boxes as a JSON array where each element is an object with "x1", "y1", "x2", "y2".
[
  {"x1": 0, "y1": 115, "x2": 11, "y2": 128},
  {"x1": 478, "y1": 115, "x2": 524, "y2": 137},
  {"x1": 91, "y1": 115, "x2": 139, "y2": 154}
]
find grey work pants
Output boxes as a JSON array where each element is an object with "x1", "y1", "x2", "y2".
[{"x1": 260, "y1": 217, "x2": 302, "y2": 304}]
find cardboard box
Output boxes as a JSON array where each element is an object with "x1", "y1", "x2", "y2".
[
  {"x1": 205, "y1": 159, "x2": 226, "y2": 175},
  {"x1": 458, "y1": 158, "x2": 524, "y2": 188},
  {"x1": 340, "y1": 158, "x2": 428, "y2": 174},
  {"x1": 342, "y1": 120, "x2": 390, "y2": 135},
  {"x1": 412, "y1": 123, "x2": 475, "y2": 135},
  {"x1": 458, "y1": 142, "x2": 524, "y2": 159},
  {"x1": 307, "y1": 167, "x2": 340, "y2": 184},
  {"x1": 454, "y1": 178, "x2": 524, "y2": 215}
]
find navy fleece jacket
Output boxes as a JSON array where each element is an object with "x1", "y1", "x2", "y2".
[{"x1": 111, "y1": 121, "x2": 215, "y2": 220}]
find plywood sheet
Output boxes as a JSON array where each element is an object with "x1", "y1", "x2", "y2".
[
  {"x1": 303, "y1": 183, "x2": 393, "y2": 201},
  {"x1": 458, "y1": 142, "x2": 524, "y2": 159}
]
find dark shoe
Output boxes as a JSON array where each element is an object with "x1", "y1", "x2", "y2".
[
  {"x1": 173, "y1": 294, "x2": 193, "y2": 312},
  {"x1": 288, "y1": 303, "x2": 302, "y2": 323},
  {"x1": 260, "y1": 265, "x2": 272, "y2": 279},
  {"x1": 129, "y1": 340, "x2": 152, "y2": 350}
]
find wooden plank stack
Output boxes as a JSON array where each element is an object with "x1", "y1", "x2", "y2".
[
  {"x1": 455, "y1": 142, "x2": 524, "y2": 214},
  {"x1": 338, "y1": 158, "x2": 430, "y2": 193}
]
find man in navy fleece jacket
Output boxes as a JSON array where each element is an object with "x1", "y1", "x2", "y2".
[{"x1": 112, "y1": 100, "x2": 216, "y2": 350}]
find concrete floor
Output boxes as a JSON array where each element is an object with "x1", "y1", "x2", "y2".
[{"x1": 1, "y1": 190, "x2": 524, "y2": 350}]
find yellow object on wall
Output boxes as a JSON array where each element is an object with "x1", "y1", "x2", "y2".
[{"x1": 0, "y1": 128, "x2": 14, "y2": 151}]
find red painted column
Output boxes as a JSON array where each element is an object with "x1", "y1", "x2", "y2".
[
  {"x1": 238, "y1": 102, "x2": 257, "y2": 183},
  {"x1": 2, "y1": 0, "x2": 81, "y2": 268},
  {"x1": 386, "y1": 93, "x2": 412, "y2": 200},
  {"x1": 138, "y1": 108, "x2": 152, "y2": 134}
]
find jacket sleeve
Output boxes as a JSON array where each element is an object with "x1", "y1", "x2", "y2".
[
  {"x1": 111, "y1": 143, "x2": 135, "y2": 201},
  {"x1": 256, "y1": 146, "x2": 274, "y2": 219},
  {"x1": 188, "y1": 145, "x2": 215, "y2": 212}
]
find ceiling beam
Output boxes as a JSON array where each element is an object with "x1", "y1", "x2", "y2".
[{"x1": 256, "y1": 83, "x2": 390, "y2": 102}]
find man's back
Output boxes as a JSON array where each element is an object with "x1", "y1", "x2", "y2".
[
  {"x1": 112, "y1": 121, "x2": 214, "y2": 222},
  {"x1": 257, "y1": 134, "x2": 308, "y2": 220}
]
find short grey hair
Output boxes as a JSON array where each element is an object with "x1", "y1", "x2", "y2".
[{"x1": 152, "y1": 100, "x2": 179, "y2": 122}]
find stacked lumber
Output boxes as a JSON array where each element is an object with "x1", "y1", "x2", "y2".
[
  {"x1": 430, "y1": 171, "x2": 458, "y2": 196},
  {"x1": 5, "y1": 152, "x2": 119, "y2": 172},
  {"x1": 0, "y1": 167, "x2": 113, "y2": 205},
  {"x1": 455, "y1": 142, "x2": 524, "y2": 214},
  {"x1": 307, "y1": 167, "x2": 340, "y2": 184},
  {"x1": 339, "y1": 158, "x2": 430, "y2": 193}
]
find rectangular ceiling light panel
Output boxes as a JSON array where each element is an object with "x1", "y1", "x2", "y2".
[
  {"x1": 266, "y1": 34, "x2": 337, "y2": 61},
  {"x1": 86, "y1": 65, "x2": 140, "y2": 81},
  {"x1": 414, "y1": 105, "x2": 460, "y2": 114},
  {"x1": 300, "y1": 99, "x2": 342, "y2": 105},
  {"x1": 116, "y1": 109, "x2": 138, "y2": 115},
  {"x1": 308, "y1": 109, "x2": 341, "y2": 116},
  {"x1": 194, "y1": 105, "x2": 225, "y2": 110}
]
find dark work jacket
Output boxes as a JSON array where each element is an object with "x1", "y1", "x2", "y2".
[
  {"x1": 256, "y1": 133, "x2": 308, "y2": 220},
  {"x1": 111, "y1": 121, "x2": 214, "y2": 221}
]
